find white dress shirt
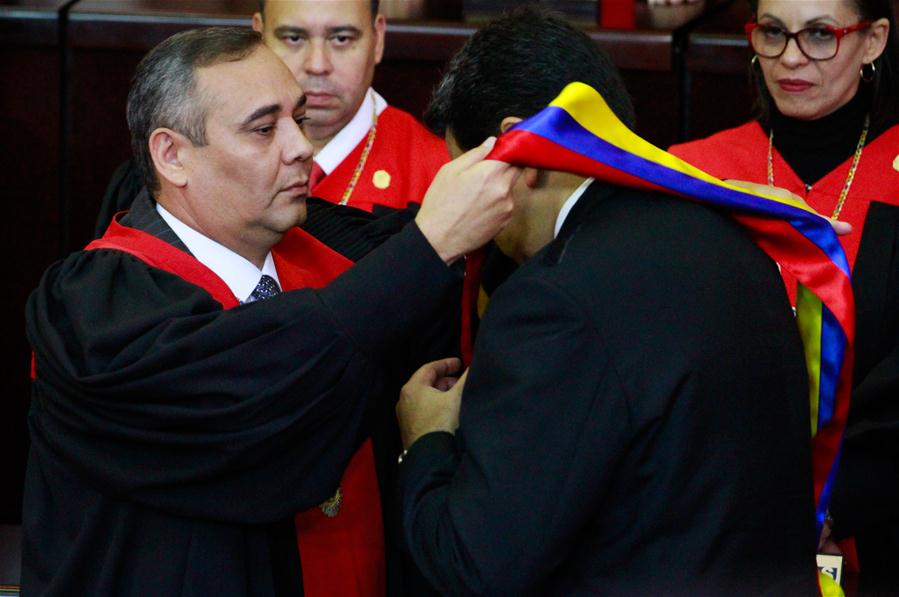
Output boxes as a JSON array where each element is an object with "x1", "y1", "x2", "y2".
[
  {"x1": 156, "y1": 204, "x2": 281, "y2": 303},
  {"x1": 554, "y1": 177, "x2": 595, "y2": 238},
  {"x1": 314, "y1": 88, "x2": 388, "y2": 175}
]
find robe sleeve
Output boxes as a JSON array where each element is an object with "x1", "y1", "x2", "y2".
[
  {"x1": 303, "y1": 197, "x2": 462, "y2": 371},
  {"x1": 302, "y1": 196, "x2": 418, "y2": 262},
  {"x1": 27, "y1": 223, "x2": 460, "y2": 525}
]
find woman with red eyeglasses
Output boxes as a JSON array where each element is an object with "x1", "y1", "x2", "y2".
[{"x1": 670, "y1": 1, "x2": 898, "y2": 593}]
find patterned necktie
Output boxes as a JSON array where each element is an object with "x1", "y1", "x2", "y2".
[{"x1": 247, "y1": 274, "x2": 281, "y2": 303}]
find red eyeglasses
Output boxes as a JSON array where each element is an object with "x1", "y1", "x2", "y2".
[{"x1": 745, "y1": 21, "x2": 872, "y2": 61}]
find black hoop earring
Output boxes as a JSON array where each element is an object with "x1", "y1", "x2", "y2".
[{"x1": 860, "y1": 61, "x2": 876, "y2": 83}]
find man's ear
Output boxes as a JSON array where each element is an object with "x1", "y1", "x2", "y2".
[
  {"x1": 499, "y1": 117, "x2": 541, "y2": 188},
  {"x1": 251, "y1": 12, "x2": 264, "y2": 33},
  {"x1": 149, "y1": 128, "x2": 189, "y2": 188},
  {"x1": 523, "y1": 167, "x2": 541, "y2": 189},
  {"x1": 499, "y1": 116, "x2": 523, "y2": 135},
  {"x1": 373, "y1": 14, "x2": 386, "y2": 65}
]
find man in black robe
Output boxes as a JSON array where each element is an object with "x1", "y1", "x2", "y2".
[
  {"x1": 23, "y1": 27, "x2": 518, "y2": 596},
  {"x1": 396, "y1": 8, "x2": 820, "y2": 595}
]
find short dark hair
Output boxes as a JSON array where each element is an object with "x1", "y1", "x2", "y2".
[
  {"x1": 748, "y1": 0, "x2": 899, "y2": 128},
  {"x1": 258, "y1": 0, "x2": 380, "y2": 19},
  {"x1": 127, "y1": 27, "x2": 263, "y2": 195},
  {"x1": 425, "y1": 6, "x2": 635, "y2": 151}
]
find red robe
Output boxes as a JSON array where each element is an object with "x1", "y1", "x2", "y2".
[
  {"x1": 669, "y1": 122, "x2": 899, "y2": 305},
  {"x1": 313, "y1": 106, "x2": 449, "y2": 212},
  {"x1": 87, "y1": 217, "x2": 386, "y2": 597}
]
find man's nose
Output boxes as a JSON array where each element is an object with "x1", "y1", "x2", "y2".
[
  {"x1": 304, "y1": 40, "x2": 332, "y2": 75},
  {"x1": 282, "y1": 118, "x2": 314, "y2": 165}
]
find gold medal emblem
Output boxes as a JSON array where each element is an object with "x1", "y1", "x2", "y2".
[
  {"x1": 319, "y1": 487, "x2": 342, "y2": 518},
  {"x1": 373, "y1": 169, "x2": 391, "y2": 189},
  {"x1": 893, "y1": 154, "x2": 899, "y2": 172}
]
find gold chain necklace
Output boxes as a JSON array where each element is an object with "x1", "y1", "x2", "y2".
[
  {"x1": 767, "y1": 114, "x2": 870, "y2": 220},
  {"x1": 338, "y1": 95, "x2": 379, "y2": 206},
  {"x1": 313, "y1": 100, "x2": 380, "y2": 518}
]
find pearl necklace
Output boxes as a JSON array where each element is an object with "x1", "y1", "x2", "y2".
[{"x1": 766, "y1": 114, "x2": 870, "y2": 220}]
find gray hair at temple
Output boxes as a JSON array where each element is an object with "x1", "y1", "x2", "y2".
[
  {"x1": 257, "y1": 0, "x2": 381, "y2": 18},
  {"x1": 127, "y1": 27, "x2": 263, "y2": 195}
]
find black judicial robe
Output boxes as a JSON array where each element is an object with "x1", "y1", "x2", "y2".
[
  {"x1": 23, "y1": 195, "x2": 460, "y2": 596},
  {"x1": 95, "y1": 168, "x2": 452, "y2": 596}
]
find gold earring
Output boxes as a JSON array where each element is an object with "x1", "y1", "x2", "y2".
[
  {"x1": 860, "y1": 62, "x2": 876, "y2": 83},
  {"x1": 751, "y1": 55, "x2": 759, "y2": 66}
]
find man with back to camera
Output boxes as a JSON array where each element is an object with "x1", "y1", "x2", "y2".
[
  {"x1": 94, "y1": 0, "x2": 449, "y2": 234},
  {"x1": 395, "y1": 8, "x2": 821, "y2": 595},
  {"x1": 23, "y1": 27, "x2": 518, "y2": 597}
]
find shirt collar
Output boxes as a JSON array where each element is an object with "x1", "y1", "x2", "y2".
[
  {"x1": 314, "y1": 88, "x2": 387, "y2": 174},
  {"x1": 156, "y1": 203, "x2": 280, "y2": 303},
  {"x1": 554, "y1": 177, "x2": 594, "y2": 238}
]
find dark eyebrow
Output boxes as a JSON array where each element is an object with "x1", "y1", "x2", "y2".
[
  {"x1": 273, "y1": 25, "x2": 306, "y2": 38},
  {"x1": 757, "y1": 13, "x2": 838, "y2": 27},
  {"x1": 272, "y1": 25, "x2": 363, "y2": 38},
  {"x1": 242, "y1": 104, "x2": 280, "y2": 128},
  {"x1": 327, "y1": 26, "x2": 363, "y2": 36},
  {"x1": 241, "y1": 96, "x2": 306, "y2": 128},
  {"x1": 757, "y1": 14, "x2": 785, "y2": 25}
]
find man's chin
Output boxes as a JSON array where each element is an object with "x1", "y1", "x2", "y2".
[
  {"x1": 270, "y1": 198, "x2": 308, "y2": 232},
  {"x1": 304, "y1": 108, "x2": 352, "y2": 141},
  {"x1": 294, "y1": 200, "x2": 309, "y2": 228},
  {"x1": 493, "y1": 235, "x2": 517, "y2": 263}
]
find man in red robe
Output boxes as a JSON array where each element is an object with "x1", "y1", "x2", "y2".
[
  {"x1": 93, "y1": 1, "x2": 448, "y2": 234},
  {"x1": 24, "y1": 27, "x2": 517, "y2": 597},
  {"x1": 252, "y1": 0, "x2": 449, "y2": 213}
]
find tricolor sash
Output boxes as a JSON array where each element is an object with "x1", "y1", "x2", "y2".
[{"x1": 486, "y1": 82, "x2": 855, "y2": 535}]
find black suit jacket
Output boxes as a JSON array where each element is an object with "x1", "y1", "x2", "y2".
[
  {"x1": 400, "y1": 182, "x2": 819, "y2": 596},
  {"x1": 829, "y1": 200, "x2": 899, "y2": 594}
]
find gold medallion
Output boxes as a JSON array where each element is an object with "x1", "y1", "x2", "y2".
[
  {"x1": 373, "y1": 169, "x2": 391, "y2": 190},
  {"x1": 319, "y1": 487, "x2": 342, "y2": 518},
  {"x1": 893, "y1": 154, "x2": 899, "y2": 172}
]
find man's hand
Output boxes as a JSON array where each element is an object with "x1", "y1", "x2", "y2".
[
  {"x1": 397, "y1": 358, "x2": 467, "y2": 450},
  {"x1": 416, "y1": 137, "x2": 521, "y2": 264},
  {"x1": 724, "y1": 179, "x2": 852, "y2": 236}
]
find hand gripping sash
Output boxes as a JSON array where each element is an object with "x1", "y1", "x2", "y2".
[
  {"x1": 484, "y1": 82, "x2": 855, "y2": 536},
  {"x1": 87, "y1": 215, "x2": 386, "y2": 597}
]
